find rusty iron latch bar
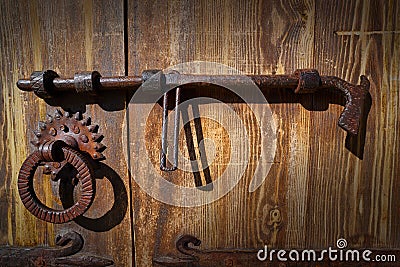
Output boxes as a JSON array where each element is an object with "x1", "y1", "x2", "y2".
[{"x1": 17, "y1": 69, "x2": 370, "y2": 171}]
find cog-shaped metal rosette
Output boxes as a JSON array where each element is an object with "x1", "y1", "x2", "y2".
[{"x1": 31, "y1": 109, "x2": 105, "y2": 178}]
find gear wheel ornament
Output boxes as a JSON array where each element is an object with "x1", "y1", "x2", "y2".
[
  {"x1": 18, "y1": 109, "x2": 105, "y2": 223},
  {"x1": 32, "y1": 109, "x2": 105, "y2": 179}
]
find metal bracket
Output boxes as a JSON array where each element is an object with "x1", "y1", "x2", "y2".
[
  {"x1": 0, "y1": 231, "x2": 113, "y2": 266},
  {"x1": 153, "y1": 235, "x2": 265, "y2": 266}
]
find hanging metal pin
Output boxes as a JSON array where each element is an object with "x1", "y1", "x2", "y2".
[{"x1": 160, "y1": 87, "x2": 181, "y2": 171}]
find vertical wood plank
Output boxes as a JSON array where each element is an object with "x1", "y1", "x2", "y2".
[
  {"x1": 0, "y1": 1, "x2": 132, "y2": 266},
  {"x1": 307, "y1": 0, "x2": 400, "y2": 248},
  {"x1": 127, "y1": 0, "x2": 313, "y2": 264}
]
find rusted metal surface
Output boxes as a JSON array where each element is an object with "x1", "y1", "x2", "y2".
[
  {"x1": 18, "y1": 110, "x2": 106, "y2": 223},
  {"x1": 33, "y1": 109, "x2": 105, "y2": 164},
  {"x1": 29, "y1": 70, "x2": 59, "y2": 99},
  {"x1": 321, "y1": 75, "x2": 370, "y2": 135},
  {"x1": 73, "y1": 71, "x2": 101, "y2": 94},
  {"x1": 160, "y1": 87, "x2": 181, "y2": 171},
  {"x1": 293, "y1": 69, "x2": 320, "y2": 93},
  {"x1": 0, "y1": 231, "x2": 113, "y2": 266},
  {"x1": 17, "y1": 69, "x2": 370, "y2": 135},
  {"x1": 18, "y1": 142, "x2": 95, "y2": 223},
  {"x1": 17, "y1": 71, "x2": 144, "y2": 92}
]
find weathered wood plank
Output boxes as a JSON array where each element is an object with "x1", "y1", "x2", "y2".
[
  {"x1": 1, "y1": 0, "x2": 398, "y2": 266},
  {"x1": 0, "y1": 0, "x2": 132, "y2": 266},
  {"x1": 128, "y1": 0, "x2": 400, "y2": 266},
  {"x1": 309, "y1": 0, "x2": 400, "y2": 248},
  {"x1": 0, "y1": 0, "x2": 49, "y2": 247},
  {"x1": 127, "y1": 0, "x2": 309, "y2": 264}
]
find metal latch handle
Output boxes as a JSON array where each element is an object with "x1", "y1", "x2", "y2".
[
  {"x1": 16, "y1": 69, "x2": 370, "y2": 135},
  {"x1": 17, "y1": 69, "x2": 370, "y2": 171}
]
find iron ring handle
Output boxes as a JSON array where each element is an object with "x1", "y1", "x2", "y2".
[{"x1": 18, "y1": 141, "x2": 95, "y2": 224}]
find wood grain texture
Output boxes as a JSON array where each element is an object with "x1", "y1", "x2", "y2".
[
  {"x1": 0, "y1": 0, "x2": 398, "y2": 266},
  {"x1": 128, "y1": 0, "x2": 400, "y2": 266},
  {"x1": 309, "y1": 0, "x2": 400, "y2": 248},
  {"x1": 0, "y1": 1, "x2": 132, "y2": 266}
]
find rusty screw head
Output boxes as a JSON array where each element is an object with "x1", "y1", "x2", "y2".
[{"x1": 92, "y1": 152, "x2": 104, "y2": 160}]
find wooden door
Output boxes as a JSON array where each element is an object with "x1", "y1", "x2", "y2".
[
  {"x1": 1, "y1": 0, "x2": 399, "y2": 266},
  {"x1": 129, "y1": 0, "x2": 400, "y2": 265},
  {"x1": 0, "y1": 1, "x2": 132, "y2": 266}
]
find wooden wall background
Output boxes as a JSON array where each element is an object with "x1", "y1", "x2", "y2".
[{"x1": 1, "y1": 0, "x2": 399, "y2": 266}]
